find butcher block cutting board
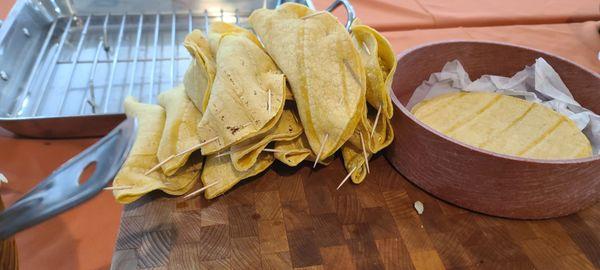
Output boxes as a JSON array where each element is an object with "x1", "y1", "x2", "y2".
[{"x1": 111, "y1": 156, "x2": 600, "y2": 270}]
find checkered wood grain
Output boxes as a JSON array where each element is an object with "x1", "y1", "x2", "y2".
[
  {"x1": 0, "y1": 197, "x2": 18, "y2": 270},
  {"x1": 111, "y1": 156, "x2": 600, "y2": 270}
]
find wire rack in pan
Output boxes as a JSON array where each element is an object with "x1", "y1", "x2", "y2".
[{"x1": 0, "y1": 0, "x2": 354, "y2": 137}]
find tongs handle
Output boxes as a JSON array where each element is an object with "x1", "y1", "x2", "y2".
[
  {"x1": 0, "y1": 118, "x2": 137, "y2": 239},
  {"x1": 325, "y1": 0, "x2": 356, "y2": 31}
]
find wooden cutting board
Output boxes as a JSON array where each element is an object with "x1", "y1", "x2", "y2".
[
  {"x1": 111, "y1": 156, "x2": 600, "y2": 270},
  {"x1": 0, "y1": 196, "x2": 17, "y2": 270}
]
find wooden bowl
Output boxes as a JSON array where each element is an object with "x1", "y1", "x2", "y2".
[{"x1": 386, "y1": 40, "x2": 600, "y2": 219}]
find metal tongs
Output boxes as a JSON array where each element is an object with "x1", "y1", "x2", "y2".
[
  {"x1": 0, "y1": 118, "x2": 137, "y2": 239},
  {"x1": 324, "y1": 0, "x2": 356, "y2": 30}
]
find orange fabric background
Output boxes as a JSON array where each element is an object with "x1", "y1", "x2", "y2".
[
  {"x1": 0, "y1": 0, "x2": 13, "y2": 19},
  {"x1": 313, "y1": 0, "x2": 600, "y2": 30},
  {"x1": 385, "y1": 21, "x2": 600, "y2": 73},
  {"x1": 0, "y1": 0, "x2": 598, "y2": 269},
  {"x1": 0, "y1": 132, "x2": 120, "y2": 270}
]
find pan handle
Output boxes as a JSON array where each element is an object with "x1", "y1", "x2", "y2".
[
  {"x1": 0, "y1": 117, "x2": 137, "y2": 239},
  {"x1": 325, "y1": 0, "x2": 356, "y2": 31}
]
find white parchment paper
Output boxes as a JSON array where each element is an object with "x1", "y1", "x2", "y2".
[{"x1": 407, "y1": 58, "x2": 600, "y2": 155}]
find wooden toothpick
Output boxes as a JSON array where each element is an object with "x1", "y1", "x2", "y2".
[
  {"x1": 301, "y1": 11, "x2": 326, "y2": 20},
  {"x1": 268, "y1": 89, "x2": 272, "y2": 114},
  {"x1": 145, "y1": 136, "x2": 219, "y2": 175},
  {"x1": 241, "y1": 121, "x2": 253, "y2": 128},
  {"x1": 370, "y1": 104, "x2": 382, "y2": 138},
  {"x1": 216, "y1": 150, "x2": 231, "y2": 158},
  {"x1": 104, "y1": 185, "x2": 133, "y2": 191},
  {"x1": 313, "y1": 133, "x2": 329, "y2": 168},
  {"x1": 343, "y1": 59, "x2": 361, "y2": 85},
  {"x1": 162, "y1": 182, "x2": 177, "y2": 187},
  {"x1": 182, "y1": 181, "x2": 219, "y2": 200},
  {"x1": 362, "y1": 42, "x2": 371, "y2": 55},
  {"x1": 216, "y1": 148, "x2": 282, "y2": 158},
  {"x1": 337, "y1": 167, "x2": 357, "y2": 190},
  {"x1": 359, "y1": 131, "x2": 370, "y2": 174}
]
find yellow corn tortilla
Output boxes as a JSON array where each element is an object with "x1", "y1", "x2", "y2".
[
  {"x1": 230, "y1": 109, "x2": 303, "y2": 171},
  {"x1": 344, "y1": 22, "x2": 396, "y2": 153},
  {"x1": 274, "y1": 134, "x2": 312, "y2": 167},
  {"x1": 351, "y1": 23, "x2": 396, "y2": 119},
  {"x1": 112, "y1": 97, "x2": 201, "y2": 204},
  {"x1": 369, "y1": 115, "x2": 393, "y2": 153},
  {"x1": 274, "y1": 132, "x2": 334, "y2": 166},
  {"x1": 183, "y1": 30, "x2": 216, "y2": 112},
  {"x1": 341, "y1": 144, "x2": 370, "y2": 184},
  {"x1": 284, "y1": 87, "x2": 294, "y2": 101},
  {"x1": 156, "y1": 86, "x2": 203, "y2": 176},
  {"x1": 249, "y1": 3, "x2": 366, "y2": 161},
  {"x1": 201, "y1": 153, "x2": 274, "y2": 199},
  {"x1": 412, "y1": 92, "x2": 593, "y2": 159},
  {"x1": 341, "y1": 111, "x2": 373, "y2": 184},
  {"x1": 197, "y1": 24, "x2": 287, "y2": 155},
  {"x1": 208, "y1": 22, "x2": 262, "y2": 55},
  {"x1": 345, "y1": 101, "x2": 394, "y2": 154},
  {"x1": 342, "y1": 103, "x2": 393, "y2": 184}
]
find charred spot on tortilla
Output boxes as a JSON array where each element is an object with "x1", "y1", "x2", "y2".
[{"x1": 227, "y1": 125, "x2": 242, "y2": 135}]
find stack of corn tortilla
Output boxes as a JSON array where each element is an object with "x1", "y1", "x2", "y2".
[{"x1": 111, "y1": 3, "x2": 397, "y2": 203}]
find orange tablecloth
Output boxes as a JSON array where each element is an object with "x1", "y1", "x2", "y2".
[
  {"x1": 314, "y1": 0, "x2": 600, "y2": 31},
  {"x1": 386, "y1": 21, "x2": 600, "y2": 73},
  {"x1": 0, "y1": 133, "x2": 121, "y2": 270},
  {"x1": 2, "y1": 0, "x2": 598, "y2": 30},
  {"x1": 1, "y1": 0, "x2": 599, "y2": 270},
  {"x1": 0, "y1": 0, "x2": 13, "y2": 19}
]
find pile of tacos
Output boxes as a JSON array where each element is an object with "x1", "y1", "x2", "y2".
[{"x1": 111, "y1": 3, "x2": 396, "y2": 203}]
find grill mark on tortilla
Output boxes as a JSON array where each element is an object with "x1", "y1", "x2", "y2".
[
  {"x1": 444, "y1": 94, "x2": 502, "y2": 134},
  {"x1": 517, "y1": 118, "x2": 565, "y2": 156},
  {"x1": 416, "y1": 93, "x2": 465, "y2": 120},
  {"x1": 478, "y1": 103, "x2": 535, "y2": 148}
]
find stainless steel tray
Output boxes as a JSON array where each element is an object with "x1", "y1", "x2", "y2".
[{"x1": 0, "y1": 0, "x2": 354, "y2": 138}]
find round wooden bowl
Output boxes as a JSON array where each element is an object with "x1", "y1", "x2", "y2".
[{"x1": 385, "y1": 41, "x2": 600, "y2": 219}]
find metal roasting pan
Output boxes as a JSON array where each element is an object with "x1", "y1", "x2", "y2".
[{"x1": 0, "y1": 0, "x2": 355, "y2": 138}]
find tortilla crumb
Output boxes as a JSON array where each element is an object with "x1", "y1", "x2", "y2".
[{"x1": 414, "y1": 201, "x2": 424, "y2": 215}]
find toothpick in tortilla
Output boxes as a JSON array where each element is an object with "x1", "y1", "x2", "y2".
[
  {"x1": 182, "y1": 181, "x2": 219, "y2": 200},
  {"x1": 104, "y1": 185, "x2": 133, "y2": 191},
  {"x1": 362, "y1": 42, "x2": 371, "y2": 55},
  {"x1": 268, "y1": 89, "x2": 272, "y2": 114},
  {"x1": 145, "y1": 136, "x2": 219, "y2": 175},
  {"x1": 337, "y1": 166, "x2": 357, "y2": 190},
  {"x1": 370, "y1": 103, "x2": 382, "y2": 138},
  {"x1": 301, "y1": 11, "x2": 326, "y2": 20},
  {"x1": 216, "y1": 148, "x2": 283, "y2": 157},
  {"x1": 359, "y1": 131, "x2": 370, "y2": 173},
  {"x1": 313, "y1": 133, "x2": 329, "y2": 168}
]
